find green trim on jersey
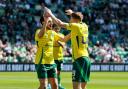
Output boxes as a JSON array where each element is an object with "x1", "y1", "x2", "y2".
[
  {"x1": 76, "y1": 36, "x2": 79, "y2": 48},
  {"x1": 36, "y1": 48, "x2": 44, "y2": 70},
  {"x1": 39, "y1": 48, "x2": 44, "y2": 64},
  {"x1": 36, "y1": 41, "x2": 39, "y2": 47}
]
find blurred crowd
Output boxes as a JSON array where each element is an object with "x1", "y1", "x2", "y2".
[
  {"x1": 0, "y1": 0, "x2": 128, "y2": 63},
  {"x1": 0, "y1": 39, "x2": 72, "y2": 63},
  {"x1": 0, "y1": 40, "x2": 36, "y2": 63}
]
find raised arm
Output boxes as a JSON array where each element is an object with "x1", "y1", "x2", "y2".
[
  {"x1": 38, "y1": 16, "x2": 49, "y2": 38},
  {"x1": 59, "y1": 33, "x2": 71, "y2": 43},
  {"x1": 44, "y1": 7, "x2": 68, "y2": 28},
  {"x1": 56, "y1": 33, "x2": 71, "y2": 48}
]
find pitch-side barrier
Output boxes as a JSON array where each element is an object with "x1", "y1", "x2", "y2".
[{"x1": 0, "y1": 63, "x2": 128, "y2": 72}]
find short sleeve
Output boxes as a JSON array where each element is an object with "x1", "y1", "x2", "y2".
[
  {"x1": 35, "y1": 29, "x2": 40, "y2": 41},
  {"x1": 66, "y1": 23, "x2": 79, "y2": 31},
  {"x1": 54, "y1": 31, "x2": 64, "y2": 41}
]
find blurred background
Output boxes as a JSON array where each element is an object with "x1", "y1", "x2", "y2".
[
  {"x1": 0, "y1": 0, "x2": 128, "y2": 89},
  {"x1": 0, "y1": 0, "x2": 127, "y2": 64}
]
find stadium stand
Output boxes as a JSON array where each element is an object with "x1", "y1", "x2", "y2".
[{"x1": 0, "y1": 0, "x2": 128, "y2": 63}]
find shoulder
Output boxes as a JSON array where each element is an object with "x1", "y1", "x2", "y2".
[
  {"x1": 35, "y1": 29, "x2": 40, "y2": 41},
  {"x1": 81, "y1": 22, "x2": 88, "y2": 28},
  {"x1": 35, "y1": 29, "x2": 41, "y2": 34},
  {"x1": 69, "y1": 23, "x2": 79, "y2": 27},
  {"x1": 35, "y1": 29, "x2": 41, "y2": 37},
  {"x1": 66, "y1": 23, "x2": 79, "y2": 30}
]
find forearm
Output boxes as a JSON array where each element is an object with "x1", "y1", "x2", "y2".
[
  {"x1": 50, "y1": 13, "x2": 61, "y2": 25},
  {"x1": 49, "y1": 12, "x2": 67, "y2": 28},
  {"x1": 57, "y1": 41, "x2": 65, "y2": 48},
  {"x1": 64, "y1": 33, "x2": 71, "y2": 42},
  {"x1": 60, "y1": 33, "x2": 71, "y2": 42},
  {"x1": 38, "y1": 22, "x2": 47, "y2": 38},
  {"x1": 44, "y1": 7, "x2": 68, "y2": 28}
]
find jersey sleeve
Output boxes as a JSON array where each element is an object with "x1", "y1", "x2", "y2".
[
  {"x1": 66, "y1": 23, "x2": 79, "y2": 30},
  {"x1": 35, "y1": 29, "x2": 40, "y2": 41},
  {"x1": 54, "y1": 31, "x2": 64, "y2": 41},
  {"x1": 58, "y1": 34, "x2": 65, "y2": 45}
]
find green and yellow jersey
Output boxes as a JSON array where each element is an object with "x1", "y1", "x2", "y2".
[
  {"x1": 53, "y1": 33, "x2": 64, "y2": 61},
  {"x1": 66, "y1": 22, "x2": 89, "y2": 60},
  {"x1": 35, "y1": 29, "x2": 61, "y2": 64}
]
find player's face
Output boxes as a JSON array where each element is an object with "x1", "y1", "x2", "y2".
[
  {"x1": 54, "y1": 27, "x2": 60, "y2": 33},
  {"x1": 47, "y1": 18, "x2": 53, "y2": 29},
  {"x1": 69, "y1": 17, "x2": 75, "y2": 23}
]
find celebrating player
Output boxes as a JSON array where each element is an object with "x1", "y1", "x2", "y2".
[
  {"x1": 53, "y1": 24, "x2": 65, "y2": 89},
  {"x1": 44, "y1": 7, "x2": 91, "y2": 89},
  {"x1": 35, "y1": 13, "x2": 71, "y2": 89},
  {"x1": 35, "y1": 15, "x2": 59, "y2": 89}
]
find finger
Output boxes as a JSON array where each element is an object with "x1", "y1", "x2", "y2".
[
  {"x1": 65, "y1": 12, "x2": 70, "y2": 15},
  {"x1": 65, "y1": 9, "x2": 71, "y2": 12},
  {"x1": 65, "y1": 10, "x2": 69, "y2": 13}
]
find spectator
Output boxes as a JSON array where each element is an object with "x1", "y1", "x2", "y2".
[{"x1": 0, "y1": 0, "x2": 127, "y2": 63}]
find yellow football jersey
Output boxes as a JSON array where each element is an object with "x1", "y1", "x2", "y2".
[
  {"x1": 35, "y1": 29, "x2": 61, "y2": 64},
  {"x1": 53, "y1": 33, "x2": 64, "y2": 60},
  {"x1": 66, "y1": 22, "x2": 89, "y2": 60}
]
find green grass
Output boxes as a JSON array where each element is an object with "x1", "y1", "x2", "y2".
[{"x1": 0, "y1": 72, "x2": 128, "y2": 89}]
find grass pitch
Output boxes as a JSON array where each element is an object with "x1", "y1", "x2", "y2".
[{"x1": 0, "y1": 72, "x2": 128, "y2": 89}]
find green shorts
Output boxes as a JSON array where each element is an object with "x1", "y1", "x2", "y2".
[
  {"x1": 35, "y1": 64, "x2": 57, "y2": 79},
  {"x1": 54, "y1": 60, "x2": 63, "y2": 71},
  {"x1": 72, "y1": 56, "x2": 91, "y2": 82}
]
